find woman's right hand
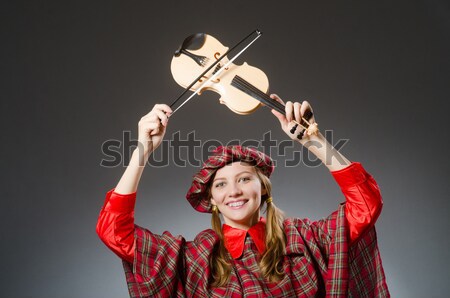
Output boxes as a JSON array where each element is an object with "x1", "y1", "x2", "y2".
[{"x1": 138, "y1": 104, "x2": 172, "y2": 155}]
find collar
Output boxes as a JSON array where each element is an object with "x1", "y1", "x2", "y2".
[{"x1": 222, "y1": 218, "x2": 266, "y2": 259}]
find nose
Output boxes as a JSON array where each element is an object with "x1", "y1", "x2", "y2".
[{"x1": 228, "y1": 182, "x2": 243, "y2": 197}]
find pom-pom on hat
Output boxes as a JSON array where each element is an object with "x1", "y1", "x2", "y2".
[{"x1": 186, "y1": 145, "x2": 274, "y2": 213}]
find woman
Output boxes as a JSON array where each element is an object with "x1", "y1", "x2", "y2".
[{"x1": 97, "y1": 95, "x2": 389, "y2": 297}]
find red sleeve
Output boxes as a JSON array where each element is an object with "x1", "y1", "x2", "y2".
[
  {"x1": 331, "y1": 162, "x2": 383, "y2": 243},
  {"x1": 96, "y1": 189, "x2": 136, "y2": 263}
]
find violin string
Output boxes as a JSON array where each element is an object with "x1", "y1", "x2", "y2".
[
  {"x1": 232, "y1": 75, "x2": 312, "y2": 129},
  {"x1": 234, "y1": 76, "x2": 285, "y2": 113},
  {"x1": 171, "y1": 31, "x2": 262, "y2": 116},
  {"x1": 240, "y1": 76, "x2": 312, "y2": 128},
  {"x1": 231, "y1": 76, "x2": 282, "y2": 113}
]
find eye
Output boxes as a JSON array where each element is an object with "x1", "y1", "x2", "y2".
[
  {"x1": 239, "y1": 176, "x2": 251, "y2": 183},
  {"x1": 214, "y1": 182, "x2": 225, "y2": 188}
]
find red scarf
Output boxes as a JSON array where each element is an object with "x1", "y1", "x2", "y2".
[{"x1": 222, "y1": 218, "x2": 266, "y2": 259}]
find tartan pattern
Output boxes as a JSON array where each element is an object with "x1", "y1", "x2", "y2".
[
  {"x1": 123, "y1": 204, "x2": 389, "y2": 297},
  {"x1": 348, "y1": 228, "x2": 390, "y2": 297},
  {"x1": 186, "y1": 145, "x2": 274, "y2": 213}
]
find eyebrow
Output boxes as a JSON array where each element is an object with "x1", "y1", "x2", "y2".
[{"x1": 213, "y1": 171, "x2": 254, "y2": 182}]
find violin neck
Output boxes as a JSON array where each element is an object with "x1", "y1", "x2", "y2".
[{"x1": 231, "y1": 75, "x2": 286, "y2": 115}]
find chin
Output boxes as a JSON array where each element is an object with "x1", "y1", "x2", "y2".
[{"x1": 225, "y1": 212, "x2": 259, "y2": 226}]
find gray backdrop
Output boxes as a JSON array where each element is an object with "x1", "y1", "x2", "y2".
[{"x1": 1, "y1": 0, "x2": 449, "y2": 297}]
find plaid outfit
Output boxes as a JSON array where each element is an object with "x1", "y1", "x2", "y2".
[
  {"x1": 97, "y1": 148, "x2": 389, "y2": 297},
  {"x1": 123, "y1": 204, "x2": 388, "y2": 297}
]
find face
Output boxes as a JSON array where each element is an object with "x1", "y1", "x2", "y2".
[{"x1": 210, "y1": 162, "x2": 266, "y2": 230}]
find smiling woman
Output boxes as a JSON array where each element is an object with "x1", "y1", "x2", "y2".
[
  {"x1": 210, "y1": 163, "x2": 264, "y2": 230},
  {"x1": 96, "y1": 98, "x2": 389, "y2": 297}
]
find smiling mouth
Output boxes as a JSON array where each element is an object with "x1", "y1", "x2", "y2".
[{"x1": 226, "y1": 200, "x2": 248, "y2": 208}]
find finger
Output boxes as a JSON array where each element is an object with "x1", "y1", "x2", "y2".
[
  {"x1": 294, "y1": 102, "x2": 302, "y2": 124},
  {"x1": 142, "y1": 104, "x2": 173, "y2": 120},
  {"x1": 140, "y1": 121, "x2": 159, "y2": 133},
  {"x1": 269, "y1": 94, "x2": 288, "y2": 124},
  {"x1": 301, "y1": 101, "x2": 314, "y2": 123},
  {"x1": 154, "y1": 109, "x2": 169, "y2": 126},
  {"x1": 269, "y1": 94, "x2": 285, "y2": 118},
  {"x1": 154, "y1": 104, "x2": 173, "y2": 115},
  {"x1": 270, "y1": 94, "x2": 285, "y2": 105},
  {"x1": 150, "y1": 127, "x2": 161, "y2": 136},
  {"x1": 285, "y1": 101, "x2": 293, "y2": 122},
  {"x1": 145, "y1": 121, "x2": 160, "y2": 130},
  {"x1": 142, "y1": 110, "x2": 168, "y2": 126},
  {"x1": 141, "y1": 113, "x2": 159, "y2": 125},
  {"x1": 271, "y1": 108, "x2": 288, "y2": 128},
  {"x1": 146, "y1": 123, "x2": 161, "y2": 136}
]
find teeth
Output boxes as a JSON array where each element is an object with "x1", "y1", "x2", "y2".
[{"x1": 228, "y1": 201, "x2": 245, "y2": 207}]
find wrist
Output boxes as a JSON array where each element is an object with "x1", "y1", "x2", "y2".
[
  {"x1": 132, "y1": 147, "x2": 151, "y2": 167},
  {"x1": 298, "y1": 131, "x2": 325, "y2": 147},
  {"x1": 298, "y1": 132, "x2": 351, "y2": 171},
  {"x1": 136, "y1": 139, "x2": 153, "y2": 155}
]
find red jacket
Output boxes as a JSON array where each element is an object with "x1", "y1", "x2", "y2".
[{"x1": 97, "y1": 162, "x2": 383, "y2": 265}]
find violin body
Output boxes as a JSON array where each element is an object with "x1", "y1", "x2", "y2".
[
  {"x1": 170, "y1": 31, "x2": 318, "y2": 139},
  {"x1": 171, "y1": 34, "x2": 269, "y2": 115}
]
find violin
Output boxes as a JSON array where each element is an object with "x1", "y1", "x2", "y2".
[{"x1": 170, "y1": 31, "x2": 318, "y2": 138}]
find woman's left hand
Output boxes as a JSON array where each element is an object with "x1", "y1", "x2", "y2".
[{"x1": 270, "y1": 94, "x2": 316, "y2": 142}]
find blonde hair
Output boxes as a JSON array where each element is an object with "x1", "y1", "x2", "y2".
[{"x1": 209, "y1": 166, "x2": 286, "y2": 287}]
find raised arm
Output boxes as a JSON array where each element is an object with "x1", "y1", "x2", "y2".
[
  {"x1": 270, "y1": 94, "x2": 382, "y2": 242},
  {"x1": 115, "y1": 104, "x2": 172, "y2": 194},
  {"x1": 270, "y1": 94, "x2": 350, "y2": 171},
  {"x1": 96, "y1": 104, "x2": 172, "y2": 262}
]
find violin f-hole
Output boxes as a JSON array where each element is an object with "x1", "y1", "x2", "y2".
[
  {"x1": 198, "y1": 75, "x2": 220, "y2": 84},
  {"x1": 214, "y1": 52, "x2": 229, "y2": 70}
]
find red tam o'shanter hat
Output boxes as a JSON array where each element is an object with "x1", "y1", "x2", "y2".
[{"x1": 186, "y1": 145, "x2": 274, "y2": 213}]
